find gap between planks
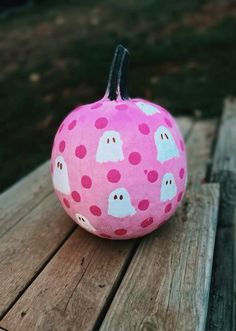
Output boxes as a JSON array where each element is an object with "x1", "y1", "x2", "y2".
[{"x1": 0, "y1": 116, "x2": 218, "y2": 331}]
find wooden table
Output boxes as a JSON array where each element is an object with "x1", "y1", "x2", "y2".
[{"x1": 0, "y1": 99, "x2": 236, "y2": 331}]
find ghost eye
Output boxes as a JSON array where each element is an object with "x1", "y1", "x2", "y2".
[
  {"x1": 107, "y1": 138, "x2": 110, "y2": 144},
  {"x1": 78, "y1": 216, "x2": 81, "y2": 220},
  {"x1": 166, "y1": 180, "x2": 168, "y2": 185},
  {"x1": 161, "y1": 134, "x2": 164, "y2": 140},
  {"x1": 82, "y1": 218, "x2": 85, "y2": 222},
  {"x1": 57, "y1": 161, "x2": 60, "y2": 168},
  {"x1": 119, "y1": 195, "x2": 123, "y2": 200},
  {"x1": 60, "y1": 163, "x2": 62, "y2": 170},
  {"x1": 165, "y1": 133, "x2": 169, "y2": 139},
  {"x1": 113, "y1": 137, "x2": 116, "y2": 143},
  {"x1": 114, "y1": 195, "x2": 118, "y2": 200},
  {"x1": 170, "y1": 179, "x2": 172, "y2": 184}
]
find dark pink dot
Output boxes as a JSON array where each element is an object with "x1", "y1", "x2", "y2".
[
  {"x1": 71, "y1": 191, "x2": 81, "y2": 202},
  {"x1": 81, "y1": 176, "x2": 92, "y2": 189},
  {"x1": 177, "y1": 192, "x2": 183, "y2": 202},
  {"x1": 179, "y1": 168, "x2": 185, "y2": 179},
  {"x1": 90, "y1": 205, "x2": 102, "y2": 216},
  {"x1": 180, "y1": 140, "x2": 185, "y2": 151},
  {"x1": 141, "y1": 217, "x2": 154, "y2": 228},
  {"x1": 91, "y1": 102, "x2": 102, "y2": 109},
  {"x1": 99, "y1": 233, "x2": 112, "y2": 239},
  {"x1": 144, "y1": 170, "x2": 148, "y2": 174},
  {"x1": 68, "y1": 120, "x2": 77, "y2": 130},
  {"x1": 164, "y1": 117, "x2": 173, "y2": 128},
  {"x1": 75, "y1": 145, "x2": 87, "y2": 159},
  {"x1": 138, "y1": 200, "x2": 149, "y2": 211},
  {"x1": 59, "y1": 123, "x2": 64, "y2": 133},
  {"x1": 115, "y1": 104, "x2": 128, "y2": 111},
  {"x1": 114, "y1": 229, "x2": 127, "y2": 236},
  {"x1": 107, "y1": 169, "x2": 121, "y2": 183},
  {"x1": 63, "y1": 198, "x2": 70, "y2": 208},
  {"x1": 129, "y1": 152, "x2": 141, "y2": 165},
  {"x1": 147, "y1": 170, "x2": 158, "y2": 183},
  {"x1": 95, "y1": 117, "x2": 108, "y2": 129},
  {"x1": 138, "y1": 123, "x2": 150, "y2": 135},
  {"x1": 165, "y1": 203, "x2": 172, "y2": 213},
  {"x1": 59, "y1": 140, "x2": 66, "y2": 152}
]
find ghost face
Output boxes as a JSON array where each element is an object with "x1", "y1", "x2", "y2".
[
  {"x1": 108, "y1": 188, "x2": 136, "y2": 218},
  {"x1": 75, "y1": 213, "x2": 96, "y2": 233},
  {"x1": 135, "y1": 102, "x2": 160, "y2": 116},
  {"x1": 53, "y1": 156, "x2": 71, "y2": 194},
  {"x1": 160, "y1": 173, "x2": 177, "y2": 202},
  {"x1": 155, "y1": 126, "x2": 179, "y2": 163},
  {"x1": 96, "y1": 130, "x2": 124, "y2": 163}
]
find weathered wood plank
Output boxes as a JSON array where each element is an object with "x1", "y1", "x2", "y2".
[
  {"x1": 0, "y1": 161, "x2": 52, "y2": 238},
  {"x1": 100, "y1": 184, "x2": 219, "y2": 331},
  {"x1": 186, "y1": 119, "x2": 217, "y2": 185},
  {"x1": 207, "y1": 98, "x2": 236, "y2": 331},
  {"x1": 0, "y1": 193, "x2": 75, "y2": 318},
  {"x1": 0, "y1": 229, "x2": 138, "y2": 331}
]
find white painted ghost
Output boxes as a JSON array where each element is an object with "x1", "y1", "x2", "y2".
[
  {"x1": 108, "y1": 188, "x2": 136, "y2": 218},
  {"x1": 135, "y1": 101, "x2": 160, "y2": 116},
  {"x1": 75, "y1": 213, "x2": 96, "y2": 233},
  {"x1": 53, "y1": 156, "x2": 71, "y2": 194},
  {"x1": 96, "y1": 130, "x2": 124, "y2": 163},
  {"x1": 160, "y1": 173, "x2": 177, "y2": 202},
  {"x1": 154, "y1": 126, "x2": 179, "y2": 163}
]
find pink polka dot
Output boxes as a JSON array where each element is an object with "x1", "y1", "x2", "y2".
[
  {"x1": 115, "y1": 104, "x2": 128, "y2": 111},
  {"x1": 114, "y1": 229, "x2": 127, "y2": 236},
  {"x1": 129, "y1": 152, "x2": 141, "y2": 165},
  {"x1": 63, "y1": 198, "x2": 70, "y2": 208},
  {"x1": 95, "y1": 117, "x2": 108, "y2": 129},
  {"x1": 91, "y1": 102, "x2": 102, "y2": 109},
  {"x1": 59, "y1": 123, "x2": 64, "y2": 133},
  {"x1": 141, "y1": 217, "x2": 154, "y2": 228},
  {"x1": 147, "y1": 170, "x2": 158, "y2": 183},
  {"x1": 180, "y1": 140, "x2": 185, "y2": 151},
  {"x1": 138, "y1": 200, "x2": 149, "y2": 211},
  {"x1": 177, "y1": 192, "x2": 183, "y2": 202},
  {"x1": 107, "y1": 169, "x2": 121, "y2": 183},
  {"x1": 179, "y1": 168, "x2": 185, "y2": 179},
  {"x1": 59, "y1": 140, "x2": 65, "y2": 152},
  {"x1": 90, "y1": 205, "x2": 102, "y2": 216},
  {"x1": 99, "y1": 233, "x2": 112, "y2": 239},
  {"x1": 81, "y1": 176, "x2": 92, "y2": 189},
  {"x1": 165, "y1": 203, "x2": 172, "y2": 213},
  {"x1": 138, "y1": 123, "x2": 150, "y2": 135},
  {"x1": 144, "y1": 170, "x2": 148, "y2": 174},
  {"x1": 164, "y1": 117, "x2": 173, "y2": 128},
  {"x1": 68, "y1": 120, "x2": 77, "y2": 130},
  {"x1": 75, "y1": 145, "x2": 87, "y2": 159},
  {"x1": 71, "y1": 191, "x2": 81, "y2": 202}
]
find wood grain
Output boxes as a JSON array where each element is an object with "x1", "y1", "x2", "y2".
[
  {"x1": 0, "y1": 161, "x2": 52, "y2": 238},
  {"x1": 0, "y1": 229, "x2": 138, "y2": 331},
  {"x1": 206, "y1": 98, "x2": 236, "y2": 331},
  {"x1": 0, "y1": 193, "x2": 75, "y2": 318},
  {"x1": 100, "y1": 184, "x2": 220, "y2": 331}
]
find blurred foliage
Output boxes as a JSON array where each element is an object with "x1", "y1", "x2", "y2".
[{"x1": 0, "y1": 0, "x2": 236, "y2": 191}]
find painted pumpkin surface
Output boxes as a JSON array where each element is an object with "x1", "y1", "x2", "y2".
[{"x1": 51, "y1": 45, "x2": 187, "y2": 239}]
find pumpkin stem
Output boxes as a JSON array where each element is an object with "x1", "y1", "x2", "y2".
[{"x1": 105, "y1": 44, "x2": 130, "y2": 101}]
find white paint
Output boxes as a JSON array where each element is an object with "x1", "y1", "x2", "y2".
[
  {"x1": 53, "y1": 156, "x2": 71, "y2": 194},
  {"x1": 160, "y1": 173, "x2": 177, "y2": 202},
  {"x1": 135, "y1": 101, "x2": 160, "y2": 116},
  {"x1": 96, "y1": 130, "x2": 124, "y2": 163},
  {"x1": 155, "y1": 125, "x2": 179, "y2": 163},
  {"x1": 108, "y1": 188, "x2": 136, "y2": 218},
  {"x1": 75, "y1": 213, "x2": 96, "y2": 233}
]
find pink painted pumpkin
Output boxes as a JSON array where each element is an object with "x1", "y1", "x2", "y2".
[{"x1": 51, "y1": 45, "x2": 187, "y2": 240}]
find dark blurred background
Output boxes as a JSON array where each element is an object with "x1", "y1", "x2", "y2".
[{"x1": 0, "y1": 0, "x2": 236, "y2": 192}]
